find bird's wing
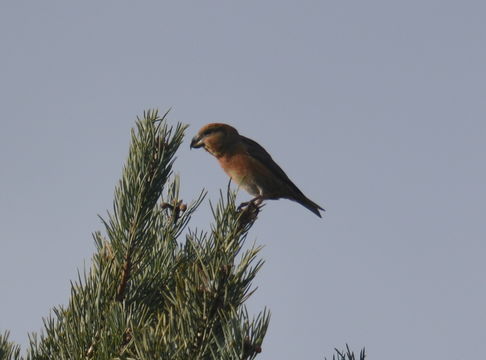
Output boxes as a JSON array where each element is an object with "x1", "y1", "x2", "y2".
[{"x1": 239, "y1": 135, "x2": 307, "y2": 197}]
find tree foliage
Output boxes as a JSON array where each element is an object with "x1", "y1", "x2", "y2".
[
  {"x1": 23, "y1": 110, "x2": 268, "y2": 360},
  {"x1": 0, "y1": 332, "x2": 21, "y2": 360},
  {"x1": 325, "y1": 344, "x2": 366, "y2": 360},
  {"x1": 1, "y1": 110, "x2": 365, "y2": 360}
]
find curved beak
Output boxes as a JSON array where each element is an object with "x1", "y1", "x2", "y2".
[{"x1": 190, "y1": 135, "x2": 204, "y2": 149}]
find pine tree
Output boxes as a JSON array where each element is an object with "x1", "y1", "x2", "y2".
[
  {"x1": 1, "y1": 110, "x2": 365, "y2": 360},
  {"x1": 22, "y1": 110, "x2": 268, "y2": 360}
]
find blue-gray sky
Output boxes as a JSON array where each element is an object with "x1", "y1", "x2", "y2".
[{"x1": 1, "y1": 1, "x2": 485, "y2": 359}]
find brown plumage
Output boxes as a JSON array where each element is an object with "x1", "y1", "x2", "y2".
[{"x1": 190, "y1": 123, "x2": 324, "y2": 217}]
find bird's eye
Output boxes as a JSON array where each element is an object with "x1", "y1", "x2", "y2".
[{"x1": 203, "y1": 127, "x2": 221, "y2": 137}]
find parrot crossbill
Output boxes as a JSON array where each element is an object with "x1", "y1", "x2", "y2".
[{"x1": 190, "y1": 123, "x2": 324, "y2": 217}]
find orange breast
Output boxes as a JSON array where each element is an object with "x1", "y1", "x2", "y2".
[{"x1": 218, "y1": 152, "x2": 254, "y2": 185}]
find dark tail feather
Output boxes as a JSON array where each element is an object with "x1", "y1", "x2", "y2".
[{"x1": 293, "y1": 195, "x2": 325, "y2": 218}]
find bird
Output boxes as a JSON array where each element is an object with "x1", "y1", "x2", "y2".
[{"x1": 190, "y1": 123, "x2": 324, "y2": 217}]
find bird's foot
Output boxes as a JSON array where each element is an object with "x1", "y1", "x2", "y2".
[
  {"x1": 237, "y1": 196, "x2": 263, "y2": 211},
  {"x1": 237, "y1": 199, "x2": 263, "y2": 230},
  {"x1": 237, "y1": 201, "x2": 250, "y2": 211}
]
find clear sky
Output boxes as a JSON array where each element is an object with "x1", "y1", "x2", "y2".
[{"x1": 1, "y1": 1, "x2": 485, "y2": 359}]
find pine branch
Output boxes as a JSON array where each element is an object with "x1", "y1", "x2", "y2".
[
  {"x1": 325, "y1": 344, "x2": 366, "y2": 360},
  {"x1": 0, "y1": 331, "x2": 21, "y2": 360}
]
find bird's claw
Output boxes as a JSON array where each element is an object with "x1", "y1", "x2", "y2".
[
  {"x1": 238, "y1": 196, "x2": 263, "y2": 211},
  {"x1": 236, "y1": 200, "x2": 263, "y2": 230},
  {"x1": 237, "y1": 201, "x2": 251, "y2": 211}
]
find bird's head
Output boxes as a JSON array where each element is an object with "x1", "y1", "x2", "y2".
[{"x1": 190, "y1": 123, "x2": 239, "y2": 157}]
